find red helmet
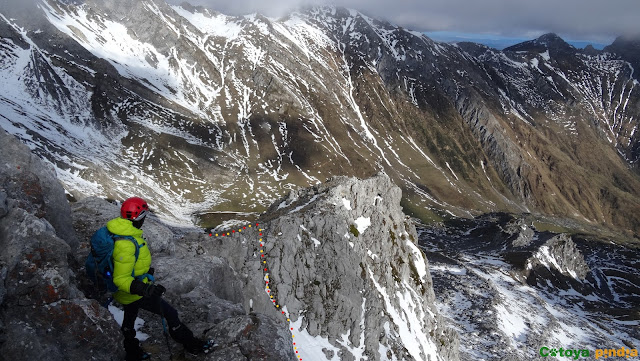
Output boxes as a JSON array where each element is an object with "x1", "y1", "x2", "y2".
[{"x1": 121, "y1": 197, "x2": 149, "y2": 221}]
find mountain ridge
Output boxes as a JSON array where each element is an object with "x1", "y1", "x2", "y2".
[{"x1": 0, "y1": 0, "x2": 638, "y2": 238}]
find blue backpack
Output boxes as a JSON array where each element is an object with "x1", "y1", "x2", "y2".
[{"x1": 85, "y1": 227, "x2": 140, "y2": 293}]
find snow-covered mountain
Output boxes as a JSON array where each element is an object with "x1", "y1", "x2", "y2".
[
  {"x1": 1, "y1": 2, "x2": 638, "y2": 360},
  {"x1": 420, "y1": 214, "x2": 639, "y2": 360},
  {"x1": 1, "y1": 0, "x2": 639, "y2": 235}
]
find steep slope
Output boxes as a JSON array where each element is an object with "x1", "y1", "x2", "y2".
[
  {"x1": 0, "y1": 0, "x2": 638, "y2": 235},
  {"x1": 454, "y1": 34, "x2": 640, "y2": 234}
]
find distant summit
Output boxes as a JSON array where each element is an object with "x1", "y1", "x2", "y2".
[
  {"x1": 582, "y1": 44, "x2": 601, "y2": 56},
  {"x1": 426, "y1": 31, "x2": 607, "y2": 50},
  {"x1": 504, "y1": 33, "x2": 576, "y2": 55}
]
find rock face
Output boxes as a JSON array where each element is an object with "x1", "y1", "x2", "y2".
[
  {"x1": 0, "y1": 128, "x2": 77, "y2": 247},
  {"x1": 255, "y1": 173, "x2": 459, "y2": 360},
  {"x1": 0, "y1": 130, "x2": 123, "y2": 360},
  {"x1": 0, "y1": 129, "x2": 297, "y2": 361}
]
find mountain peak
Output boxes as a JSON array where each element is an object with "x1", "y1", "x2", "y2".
[
  {"x1": 504, "y1": 32, "x2": 575, "y2": 54},
  {"x1": 582, "y1": 44, "x2": 601, "y2": 56},
  {"x1": 605, "y1": 34, "x2": 640, "y2": 52},
  {"x1": 534, "y1": 33, "x2": 571, "y2": 47}
]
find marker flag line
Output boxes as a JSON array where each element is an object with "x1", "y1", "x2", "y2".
[
  {"x1": 258, "y1": 230, "x2": 303, "y2": 360},
  {"x1": 207, "y1": 223, "x2": 303, "y2": 359}
]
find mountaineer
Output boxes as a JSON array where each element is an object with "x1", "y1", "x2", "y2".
[{"x1": 105, "y1": 197, "x2": 214, "y2": 360}]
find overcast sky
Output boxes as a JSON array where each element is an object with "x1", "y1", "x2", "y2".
[{"x1": 168, "y1": 0, "x2": 640, "y2": 44}]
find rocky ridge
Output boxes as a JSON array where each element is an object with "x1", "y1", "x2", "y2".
[
  {"x1": 181, "y1": 173, "x2": 460, "y2": 360},
  {"x1": 0, "y1": 129, "x2": 456, "y2": 360},
  {"x1": 258, "y1": 174, "x2": 459, "y2": 360}
]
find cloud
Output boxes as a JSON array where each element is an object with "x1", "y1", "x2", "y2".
[{"x1": 168, "y1": 0, "x2": 640, "y2": 43}]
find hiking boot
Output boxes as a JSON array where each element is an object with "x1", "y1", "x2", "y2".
[
  {"x1": 124, "y1": 335, "x2": 151, "y2": 361},
  {"x1": 169, "y1": 323, "x2": 193, "y2": 343},
  {"x1": 185, "y1": 339, "x2": 217, "y2": 354}
]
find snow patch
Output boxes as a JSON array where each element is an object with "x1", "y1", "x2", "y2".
[
  {"x1": 354, "y1": 216, "x2": 371, "y2": 234},
  {"x1": 172, "y1": 5, "x2": 242, "y2": 39},
  {"x1": 406, "y1": 240, "x2": 427, "y2": 281},
  {"x1": 341, "y1": 197, "x2": 352, "y2": 210},
  {"x1": 289, "y1": 316, "x2": 340, "y2": 361},
  {"x1": 312, "y1": 237, "x2": 321, "y2": 247},
  {"x1": 368, "y1": 268, "x2": 441, "y2": 361},
  {"x1": 289, "y1": 194, "x2": 319, "y2": 214}
]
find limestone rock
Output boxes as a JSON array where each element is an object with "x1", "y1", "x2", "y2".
[
  {"x1": 523, "y1": 233, "x2": 591, "y2": 282},
  {"x1": 0, "y1": 198, "x2": 123, "y2": 360},
  {"x1": 260, "y1": 173, "x2": 459, "y2": 360},
  {"x1": 203, "y1": 173, "x2": 459, "y2": 361},
  {"x1": 0, "y1": 128, "x2": 77, "y2": 247}
]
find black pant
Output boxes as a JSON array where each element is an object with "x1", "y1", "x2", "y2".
[
  {"x1": 122, "y1": 296, "x2": 180, "y2": 334},
  {"x1": 121, "y1": 296, "x2": 196, "y2": 353}
]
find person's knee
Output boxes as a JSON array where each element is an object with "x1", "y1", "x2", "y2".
[{"x1": 163, "y1": 302, "x2": 180, "y2": 325}]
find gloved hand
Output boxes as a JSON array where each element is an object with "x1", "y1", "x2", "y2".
[
  {"x1": 130, "y1": 280, "x2": 166, "y2": 297},
  {"x1": 145, "y1": 284, "x2": 166, "y2": 297},
  {"x1": 148, "y1": 267, "x2": 155, "y2": 275}
]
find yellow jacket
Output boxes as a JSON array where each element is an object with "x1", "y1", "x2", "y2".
[{"x1": 107, "y1": 217, "x2": 152, "y2": 305}]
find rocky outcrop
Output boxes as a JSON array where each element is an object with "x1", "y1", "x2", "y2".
[
  {"x1": 502, "y1": 217, "x2": 535, "y2": 247},
  {"x1": 0, "y1": 129, "x2": 122, "y2": 360},
  {"x1": 520, "y1": 234, "x2": 591, "y2": 286},
  {"x1": 493, "y1": 217, "x2": 591, "y2": 288},
  {"x1": 256, "y1": 174, "x2": 458, "y2": 360}
]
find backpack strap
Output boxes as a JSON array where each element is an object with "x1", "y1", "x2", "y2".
[{"x1": 137, "y1": 273, "x2": 155, "y2": 283}]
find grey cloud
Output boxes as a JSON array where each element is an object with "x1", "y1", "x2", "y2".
[{"x1": 169, "y1": 0, "x2": 640, "y2": 43}]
